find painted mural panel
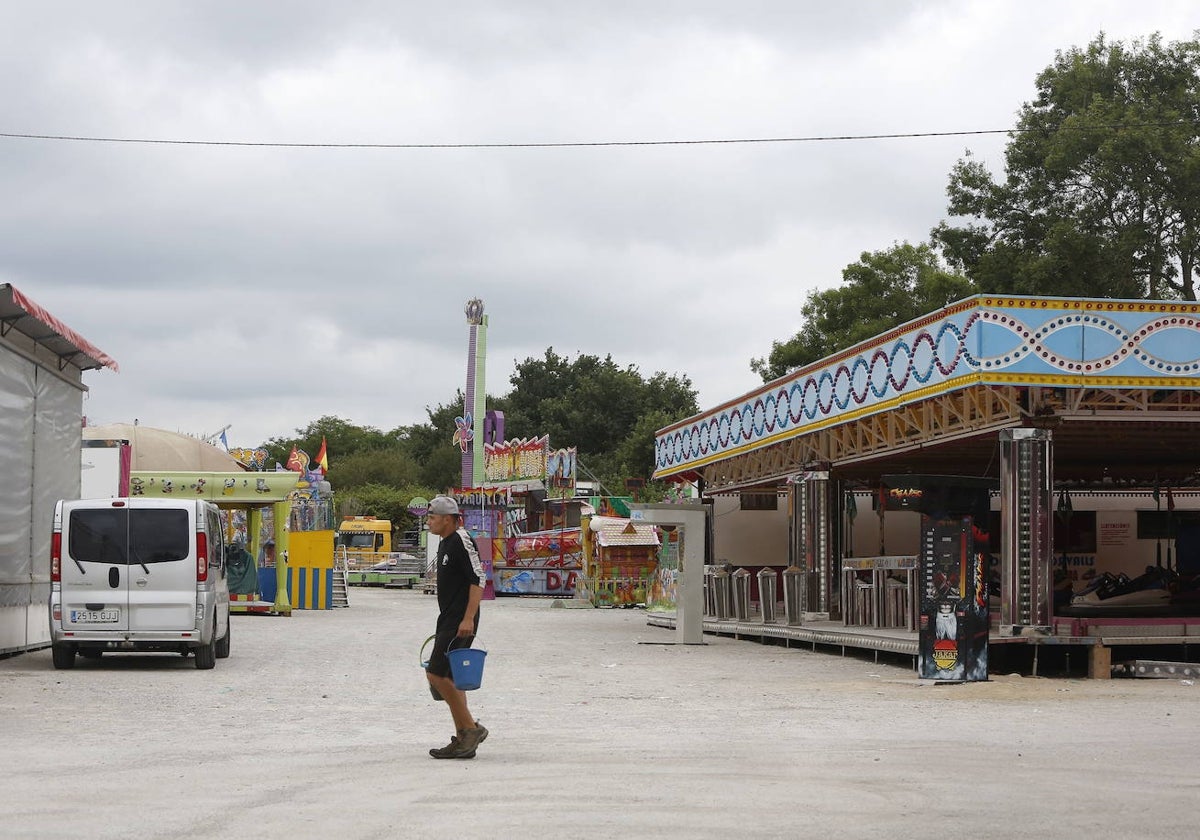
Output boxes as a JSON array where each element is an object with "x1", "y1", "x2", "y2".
[
  {"x1": 130, "y1": 471, "x2": 299, "y2": 501},
  {"x1": 546, "y1": 447, "x2": 577, "y2": 499},
  {"x1": 505, "y1": 528, "x2": 582, "y2": 568},
  {"x1": 483, "y1": 436, "x2": 549, "y2": 483},
  {"x1": 495, "y1": 568, "x2": 578, "y2": 596}
]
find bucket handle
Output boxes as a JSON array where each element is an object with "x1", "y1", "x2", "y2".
[
  {"x1": 448, "y1": 634, "x2": 485, "y2": 653},
  {"x1": 421, "y1": 633, "x2": 486, "y2": 666}
]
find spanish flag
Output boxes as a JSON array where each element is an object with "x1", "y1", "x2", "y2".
[{"x1": 316, "y1": 437, "x2": 329, "y2": 474}]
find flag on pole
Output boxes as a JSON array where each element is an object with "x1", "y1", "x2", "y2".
[
  {"x1": 316, "y1": 437, "x2": 329, "y2": 474},
  {"x1": 286, "y1": 446, "x2": 306, "y2": 472},
  {"x1": 219, "y1": 430, "x2": 229, "y2": 451}
]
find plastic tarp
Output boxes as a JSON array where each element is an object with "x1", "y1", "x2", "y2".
[
  {"x1": 0, "y1": 350, "x2": 83, "y2": 649},
  {"x1": 0, "y1": 350, "x2": 36, "y2": 607},
  {"x1": 33, "y1": 370, "x2": 82, "y2": 585}
]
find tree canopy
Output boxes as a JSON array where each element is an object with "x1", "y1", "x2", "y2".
[
  {"x1": 262, "y1": 349, "x2": 698, "y2": 520},
  {"x1": 933, "y1": 32, "x2": 1200, "y2": 300},
  {"x1": 488, "y1": 349, "x2": 697, "y2": 493},
  {"x1": 503, "y1": 349, "x2": 697, "y2": 460},
  {"x1": 751, "y1": 242, "x2": 975, "y2": 381},
  {"x1": 754, "y1": 31, "x2": 1200, "y2": 383},
  {"x1": 263, "y1": 415, "x2": 439, "y2": 535}
]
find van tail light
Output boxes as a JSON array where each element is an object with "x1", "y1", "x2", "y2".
[
  {"x1": 51, "y1": 532, "x2": 62, "y2": 582},
  {"x1": 196, "y1": 532, "x2": 209, "y2": 582}
]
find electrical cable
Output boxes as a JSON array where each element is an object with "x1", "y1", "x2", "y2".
[{"x1": 1, "y1": 120, "x2": 1196, "y2": 150}]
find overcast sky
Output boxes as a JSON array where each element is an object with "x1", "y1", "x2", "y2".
[{"x1": 3, "y1": 1, "x2": 1195, "y2": 451}]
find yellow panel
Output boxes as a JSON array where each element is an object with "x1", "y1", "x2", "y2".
[{"x1": 289, "y1": 530, "x2": 335, "y2": 569}]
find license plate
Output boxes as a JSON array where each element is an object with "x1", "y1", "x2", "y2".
[{"x1": 70, "y1": 609, "x2": 120, "y2": 623}]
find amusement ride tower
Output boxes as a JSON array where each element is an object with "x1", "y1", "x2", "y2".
[{"x1": 460, "y1": 298, "x2": 487, "y2": 488}]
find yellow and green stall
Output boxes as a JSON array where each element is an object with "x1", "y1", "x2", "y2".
[{"x1": 129, "y1": 470, "x2": 337, "y2": 611}]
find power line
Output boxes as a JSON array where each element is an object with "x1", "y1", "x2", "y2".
[{"x1": 0, "y1": 120, "x2": 1196, "y2": 150}]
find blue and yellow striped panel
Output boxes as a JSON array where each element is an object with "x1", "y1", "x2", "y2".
[{"x1": 285, "y1": 567, "x2": 334, "y2": 609}]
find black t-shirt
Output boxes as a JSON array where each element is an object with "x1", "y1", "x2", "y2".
[{"x1": 435, "y1": 528, "x2": 484, "y2": 631}]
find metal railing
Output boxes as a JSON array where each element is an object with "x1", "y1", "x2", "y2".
[
  {"x1": 339, "y1": 549, "x2": 426, "y2": 573},
  {"x1": 333, "y1": 547, "x2": 351, "y2": 589},
  {"x1": 574, "y1": 575, "x2": 652, "y2": 607}
]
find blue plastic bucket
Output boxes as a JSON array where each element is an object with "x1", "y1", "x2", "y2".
[{"x1": 446, "y1": 647, "x2": 487, "y2": 691}]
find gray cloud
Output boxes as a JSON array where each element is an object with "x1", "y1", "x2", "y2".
[{"x1": 2, "y1": 1, "x2": 1195, "y2": 447}]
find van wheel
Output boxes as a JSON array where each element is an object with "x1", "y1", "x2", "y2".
[
  {"x1": 215, "y1": 616, "x2": 231, "y2": 659},
  {"x1": 194, "y1": 619, "x2": 217, "y2": 670},
  {"x1": 51, "y1": 643, "x2": 76, "y2": 670}
]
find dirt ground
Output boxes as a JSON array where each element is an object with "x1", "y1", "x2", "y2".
[{"x1": 2, "y1": 588, "x2": 1197, "y2": 839}]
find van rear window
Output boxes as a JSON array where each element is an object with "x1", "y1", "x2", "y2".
[{"x1": 68, "y1": 509, "x2": 191, "y2": 565}]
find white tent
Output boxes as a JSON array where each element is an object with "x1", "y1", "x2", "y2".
[{"x1": 83, "y1": 423, "x2": 246, "y2": 472}]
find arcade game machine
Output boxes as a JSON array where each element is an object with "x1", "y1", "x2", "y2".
[{"x1": 882, "y1": 475, "x2": 996, "y2": 681}]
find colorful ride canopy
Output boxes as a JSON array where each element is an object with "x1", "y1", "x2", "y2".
[{"x1": 655, "y1": 296, "x2": 1200, "y2": 484}]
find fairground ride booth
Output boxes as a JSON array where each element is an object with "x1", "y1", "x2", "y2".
[
  {"x1": 458, "y1": 434, "x2": 592, "y2": 600},
  {"x1": 82, "y1": 423, "x2": 338, "y2": 613},
  {"x1": 452, "y1": 484, "x2": 588, "y2": 600},
  {"x1": 470, "y1": 483, "x2": 640, "y2": 600},
  {"x1": 653, "y1": 295, "x2": 1200, "y2": 679},
  {"x1": 126, "y1": 470, "x2": 336, "y2": 612},
  {"x1": 578, "y1": 515, "x2": 661, "y2": 607},
  {"x1": 0, "y1": 284, "x2": 118, "y2": 655}
]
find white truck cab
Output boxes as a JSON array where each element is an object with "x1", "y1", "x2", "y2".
[{"x1": 49, "y1": 497, "x2": 231, "y2": 669}]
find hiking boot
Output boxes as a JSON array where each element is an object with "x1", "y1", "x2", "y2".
[
  {"x1": 455, "y1": 725, "x2": 487, "y2": 754},
  {"x1": 429, "y1": 735, "x2": 475, "y2": 760},
  {"x1": 461, "y1": 721, "x2": 488, "y2": 744}
]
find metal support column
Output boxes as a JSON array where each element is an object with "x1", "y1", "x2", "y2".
[
  {"x1": 999, "y1": 428, "x2": 1052, "y2": 634},
  {"x1": 789, "y1": 469, "x2": 837, "y2": 616}
]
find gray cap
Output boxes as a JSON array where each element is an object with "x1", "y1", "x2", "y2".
[{"x1": 428, "y1": 495, "x2": 460, "y2": 516}]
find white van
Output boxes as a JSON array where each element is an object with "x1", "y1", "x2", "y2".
[{"x1": 49, "y1": 498, "x2": 231, "y2": 670}]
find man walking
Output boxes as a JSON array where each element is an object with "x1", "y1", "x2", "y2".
[{"x1": 425, "y1": 495, "x2": 489, "y2": 759}]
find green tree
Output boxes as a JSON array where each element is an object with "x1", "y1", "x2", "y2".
[
  {"x1": 337, "y1": 481, "x2": 440, "y2": 540},
  {"x1": 608, "y1": 410, "x2": 670, "y2": 481},
  {"x1": 933, "y1": 32, "x2": 1200, "y2": 300},
  {"x1": 261, "y1": 351, "x2": 697, "y2": 497},
  {"x1": 328, "y1": 449, "x2": 422, "y2": 489},
  {"x1": 751, "y1": 242, "x2": 975, "y2": 381},
  {"x1": 263, "y1": 415, "x2": 394, "y2": 469},
  {"x1": 503, "y1": 349, "x2": 697, "y2": 459},
  {"x1": 390, "y1": 394, "x2": 502, "y2": 492}
]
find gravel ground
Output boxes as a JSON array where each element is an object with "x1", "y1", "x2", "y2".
[{"x1": 2, "y1": 588, "x2": 1198, "y2": 840}]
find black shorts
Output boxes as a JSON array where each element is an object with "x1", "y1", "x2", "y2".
[{"x1": 426, "y1": 618, "x2": 479, "y2": 679}]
